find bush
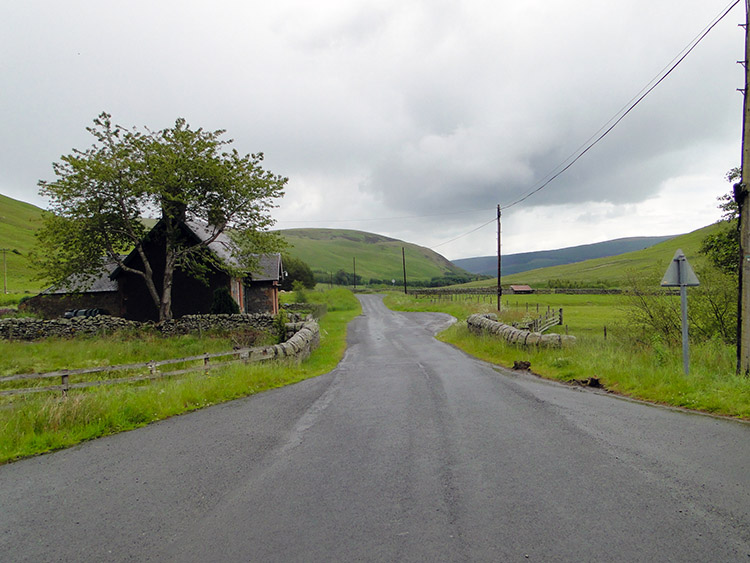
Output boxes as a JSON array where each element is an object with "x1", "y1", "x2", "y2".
[
  {"x1": 210, "y1": 287, "x2": 240, "y2": 315},
  {"x1": 624, "y1": 266, "x2": 737, "y2": 346},
  {"x1": 273, "y1": 309, "x2": 289, "y2": 343},
  {"x1": 292, "y1": 280, "x2": 308, "y2": 303}
]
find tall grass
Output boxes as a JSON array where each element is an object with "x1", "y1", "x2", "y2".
[
  {"x1": 0, "y1": 289, "x2": 361, "y2": 464},
  {"x1": 385, "y1": 293, "x2": 750, "y2": 419}
]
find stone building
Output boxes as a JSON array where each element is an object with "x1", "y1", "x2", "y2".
[{"x1": 22, "y1": 219, "x2": 283, "y2": 320}]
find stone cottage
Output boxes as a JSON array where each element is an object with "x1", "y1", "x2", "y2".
[{"x1": 23, "y1": 219, "x2": 283, "y2": 321}]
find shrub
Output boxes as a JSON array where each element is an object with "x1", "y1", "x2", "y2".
[
  {"x1": 292, "y1": 280, "x2": 308, "y2": 303},
  {"x1": 273, "y1": 309, "x2": 289, "y2": 343},
  {"x1": 624, "y1": 266, "x2": 737, "y2": 346},
  {"x1": 210, "y1": 287, "x2": 240, "y2": 315}
]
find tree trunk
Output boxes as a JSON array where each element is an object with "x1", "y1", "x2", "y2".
[{"x1": 159, "y1": 244, "x2": 178, "y2": 322}]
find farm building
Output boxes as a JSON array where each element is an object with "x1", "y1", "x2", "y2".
[
  {"x1": 23, "y1": 219, "x2": 283, "y2": 321},
  {"x1": 509, "y1": 284, "x2": 534, "y2": 294}
]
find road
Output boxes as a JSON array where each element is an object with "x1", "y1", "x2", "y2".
[{"x1": 1, "y1": 294, "x2": 749, "y2": 561}]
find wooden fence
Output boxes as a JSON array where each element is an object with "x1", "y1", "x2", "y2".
[
  {"x1": 512, "y1": 307, "x2": 563, "y2": 333},
  {"x1": 0, "y1": 322, "x2": 319, "y2": 397}
]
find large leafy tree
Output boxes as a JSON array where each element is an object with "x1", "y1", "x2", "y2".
[
  {"x1": 34, "y1": 112, "x2": 287, "y2": 321},
  {"x1": 280, "y1": 254, "x2": 316, "y2": 291}
]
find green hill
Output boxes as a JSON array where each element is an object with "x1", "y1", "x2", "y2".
[
  {"x1": 0, "y1": 194, "x2": 46, "y2": 294},
  {"x1": 0, "y1": 189, "x2": 727, "y2": 294},
  {"x1": 278, "y1": 228, "x2": 471, "y2": 284},
  {"x1": 460, "y1": 223, "x2": 723, "y2": 289},
  {"x1": 453, "y1": 235, "x2": 675, "y2": 276}
]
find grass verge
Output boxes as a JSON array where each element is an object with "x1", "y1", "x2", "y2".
[
  {"x1": 385, "y1": 293, "x2": 750, "y2": 419},
  {"x1": 0, "y1": 289, "x2": 361, "y2": 464}
]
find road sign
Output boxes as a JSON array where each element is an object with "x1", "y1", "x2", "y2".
[
  {"x1": 661, "y1": 249, "x2": 700, "y2": 287},
  {"x1": 660, "y1": 249, "x2": 700, "y2": 375}
]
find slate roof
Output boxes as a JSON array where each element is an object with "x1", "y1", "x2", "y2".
[
  {"x1": 183, "y1": 219, "x2": 282, "y2": 281},
  {"x1": 42, "y1": 219, "x2": 282, "y2": 296},
  {"x1": 249, "y1": 253, "x2": 283, "y2": 282},
  {"x1": 183, "y1": 219, "x2": 238, "y2": 267},
  {"x1": 40, "y1": 258, "x2": 121, "y2": 295}
]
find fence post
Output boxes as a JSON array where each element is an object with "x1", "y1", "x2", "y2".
[
  {"x1": 204, "y1": 354, "x2": 210, "y2": 374},
  {"x1": 559, "y1": 308, "x2": 563, "y2": 326},
  {"x1": 61, "y1": 373, "x2": 69, "y2": 397}
]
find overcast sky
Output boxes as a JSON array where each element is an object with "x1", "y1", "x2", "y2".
[{"x1": 1, "y1": 0, "x2": 745, "y2": 259}]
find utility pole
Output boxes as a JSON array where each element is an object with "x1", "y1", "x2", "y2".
[
  {"x1": 402, "y1": 247, "x2": 408, "y2": 294},
  {"x1": 353, "y1": 257, "x2": 357, "y2": 290},
  {"x1": 737, "y1": 2, "x2": 750, "y2": 374},
  {"x1": 497, "y1": 205, "x2": 502, "y2": 311}
]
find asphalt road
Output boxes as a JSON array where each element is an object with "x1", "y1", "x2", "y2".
[{"x1": 1, "y1": 294, "x2": 749, "y2": 562}]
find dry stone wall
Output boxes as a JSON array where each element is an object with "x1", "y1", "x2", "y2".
[
  {"x1": 0, "y1": 313, "x2": 280, "y2": 341},
  {"x1": 274, "y1": 320, "x2": 320, "y2": 362},
  {"x1": 467, "y1": 313, "x2": 576, "y2": 347}
]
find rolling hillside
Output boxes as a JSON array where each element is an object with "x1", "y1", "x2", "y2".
[
  {"x1": 0, "y1": 194, "x2": 46, "y2": 294},
  {"x1": 278, "y1": 228, "x2": 470, "y2": 283},
  {"x1": 0, "y1": 191, "x2": 728, "y2": 294},
  {"x1": 459, "y1": 223, "x2": 723, "y2": 289},
  {"x1": 453, "y1": 235, "x2": 675, "y2": 276}
]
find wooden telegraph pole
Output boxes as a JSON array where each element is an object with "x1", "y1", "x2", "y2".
[
  {"x1": 402, "y1": 247, "x2": 408, "y2": 294},
  {"x1": 497, "y1": 205, "x2": 502, "y2": 311},
  {"x1": 738, "y1": 2, "x2": 750, "y2": 374}
]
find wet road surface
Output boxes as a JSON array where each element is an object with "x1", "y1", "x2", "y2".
[{"x1": 1, "y1": 294, "x2": 749, "y2": 561}]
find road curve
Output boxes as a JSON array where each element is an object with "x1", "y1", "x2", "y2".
[{"x1": 1, "y1": 294, "x2": 748, "y2": 561}]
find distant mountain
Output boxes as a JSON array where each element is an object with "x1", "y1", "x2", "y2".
[
  {"x1": 278, "y1": 228, "x2": 471, "y2": 282},
  {"x1": 452, "y1": 236, "x2": 676, "y2": 276}
]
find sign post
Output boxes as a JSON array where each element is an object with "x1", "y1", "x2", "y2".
[{"x1": 660, "y1": 249, "x2": 700, "y2": 374}]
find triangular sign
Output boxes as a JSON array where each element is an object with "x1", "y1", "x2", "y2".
[{"x1": 661, "y1": 249, "x2": 700, "y2": 287}]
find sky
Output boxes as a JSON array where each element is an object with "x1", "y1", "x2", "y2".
[{"x1": 1, "y1": 0, "x2": 745, "y2": 260}]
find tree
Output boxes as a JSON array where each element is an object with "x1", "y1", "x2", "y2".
[
  {"x1": 700, "y1": 168, "x2": 741, "y2": 276},
  {"x1": 333, "y1": 269, "x2": 350, "y2": 285},
  {"x1": 34, "y1": 112, "x2": 287, "y2": 321},
  {"x1": 280, "y1": 255, "x2": 315, "y2": 291}
]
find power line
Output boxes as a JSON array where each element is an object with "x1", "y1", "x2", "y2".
[
  {"x1": 280, "y1": 2, "x2": 741, "y2": 253},
  {"x1": 500, "y1": 0, "x2": 741, "y2": 211},
  {"x1": 432, "y1": 217, "x2": 496, "y2": 248}
]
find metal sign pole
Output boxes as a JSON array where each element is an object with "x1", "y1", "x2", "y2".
[
  {"x1": 678, "y1": 259, "x2": 690, "y2": 374},
  {"x1": 661, "y1": 249, "x2": 700, "y2": 375}
]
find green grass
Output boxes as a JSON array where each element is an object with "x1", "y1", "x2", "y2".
[
  {"x1": 0, "y1": 194, "x2": 46, "y2": 294},
  {"x1": 279, "y1": 228, "x2": 468, "y2": 282},
  {"x1": 0, "y1": 332, "x2": 241, "y2": 378},
  {"x1": 0, "y1": 289, "x2": 362, "y2": 464},
  {"x1": 385, "y1": 293, "x2": 750, "y2": 419}
]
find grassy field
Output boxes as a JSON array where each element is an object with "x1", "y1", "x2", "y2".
[
  {"x1": 385, "y1": 292, "x2": 750, "y2": 419},
  {"x1": 0, "y1": 288, "x2": 361, "y2": 464}
]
